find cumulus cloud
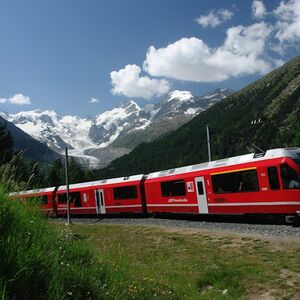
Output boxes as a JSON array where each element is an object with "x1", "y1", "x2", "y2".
[
  {"x1": 9, "y1": 94, "x2": 31, "y2": 105},
  {"x1": 223, "y1": 22, "x2": 272, "y2": 56},
  {"x1": 143, "y1": 22, "x2": 273, "y2": 82},
  {"x1": 252, "y1": 1, "x2": 266, "y2": 19},
  {"x1": 0, "y1": 93, "x2": 31, "y2": 105},
  {"x1": 274, "y1": 0, "x2": 300, "y2": 43},
  {"x1": 89, "y1": 97, "x2": 100, "y2": 103},
  {"x1": 110, "y1": 64, "x2": 170, "y2": 99},
  {"x1": 196, "y1": 12, "x2": 220, "y2": 28},
  {"x1": 196, "y1": 9, "x2": 233, "y2": 28}
]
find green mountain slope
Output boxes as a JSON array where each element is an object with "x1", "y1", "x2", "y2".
[{"x1": 96, "y1": 56, "x2": 300, "y2": 178}]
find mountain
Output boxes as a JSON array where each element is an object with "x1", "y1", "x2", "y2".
[
  {"x1": 87, "y1": 88, "x2": 232, "y2": 164},
  {"x1": 111, "y1": 88, "x2": 231, "y2": 150},
  {"x1": 1, "y1": 88, "x2": 232, "y2": 166},
  {"x1": 95, "y1": 56, "x2": 300, "y2": 178},
  {"x1": 0, "y1": 115, "x2": 60, "y2": 163}
]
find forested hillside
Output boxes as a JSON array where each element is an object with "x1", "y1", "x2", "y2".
[{"x1": 95, "y1": 56, "x2": 300, "y2": 178}]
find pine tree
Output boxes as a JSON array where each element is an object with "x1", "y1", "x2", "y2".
[
  {"x1": 69, "y1": 158, "x2": 84, "y2": 184},
  {"x1": 49, "y1": 159, "x2": 64, "y2": 186},
  {"x1": 0, "y1": 124, "x2": 14, "y2": 165}
]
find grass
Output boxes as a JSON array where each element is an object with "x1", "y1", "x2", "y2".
[
  {"x1": 0, "y1": 185, "x2": 177, "y2": 299},
  {"x1": 68, "y1": 223, "x2": 300, "y2": 300},
  {"x1": 0, "y1": 186, "x2": 104, "y2": 299},
  {"x1": 1, "y1": 181, "x2": 300, "y2": 299}
]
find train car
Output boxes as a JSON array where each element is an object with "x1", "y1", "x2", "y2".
[
  {"x1": 144, "y1": 148, "x2": 300, "y2": 217},
  {"x1": 9, "y1": 148, "x2": 300, "y2": 221},
  {"x1": 55, "y1": 174, "x2": 146, "y2": 216},
  {"x1": 9, "y1": 187, "x2": 58, "y2": 215}
]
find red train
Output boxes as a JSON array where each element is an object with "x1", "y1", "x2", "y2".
[{"x1": 10, "y1": 148, "x2": 300, "y2": 220}]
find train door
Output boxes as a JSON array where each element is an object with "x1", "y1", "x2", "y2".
[
  {"x1": 94, "y1": 189, "x2": 106, "y2": 214},
  {"x1": 195, "y1": 177, "x2": 208, "y2": 213}
]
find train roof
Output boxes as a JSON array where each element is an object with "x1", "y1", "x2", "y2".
[
  {"x1": 9, "y1": 174, "x2": 144, "y2": 196},
  {"x1": 9, "y1": 186, "x2": 57, "y2": 197},
  {"x1": 57, "y1": 174, "x2": 144, "y2": 192},
  {"x1": 147, "y1": 148, "x2": 300, "y2": 180}
]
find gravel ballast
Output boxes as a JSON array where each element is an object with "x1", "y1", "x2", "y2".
[{"x1": 56, "y1": 215, "x2": 300, "y2": 239}]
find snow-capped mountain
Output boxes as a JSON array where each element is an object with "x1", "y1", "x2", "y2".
[
  {"x1": 89, "y1": 100, "x2": 151, "y2": 147},
  {"x1": 152, "y1": 88, "x2": 229, "y2": 121},
  {"x1": 1, "y1": 88, "x2": 233, "y2": 166},
  {"x1": 0, "y1": 115, "x2": 60, "y2": 163}
]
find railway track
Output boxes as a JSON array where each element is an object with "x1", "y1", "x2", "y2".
[{"x1": 52, "y1": 215, "x2": 300, "y2": 239}]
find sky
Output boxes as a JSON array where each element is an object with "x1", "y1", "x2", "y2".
[{"x1": 0, "y1": 0, "x2": 299, "y2": 117}]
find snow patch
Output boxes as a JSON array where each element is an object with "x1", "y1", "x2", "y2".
[
  {"x1": 185, "y1": 108, "x2": 198, "y2": 115},
  {"x1": 167, "y1": 90, "x2": 193, "y2": 102},
  {"x1": 203, "y1": 93, "x2": 219, "y2": 99},
  {"x1": 94, "y1": 101, "x2": 140, "y2": 130},
  {"x1": 68, "y1": 148, "x2": 100, "y2": 168},
  {"x1": 7, "y1": 110, "x2": 96, "y2": 151},
  {"x1": 99, "y1": 126, "x2": 124, "y2": 148}
]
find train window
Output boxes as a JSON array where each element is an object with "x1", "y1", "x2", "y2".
[
  {"x1": 212, "y1": 169, "x2": 259, "y2": 194},
  {"x1": 72, "y1": 192, "x2": 82, "y2": 207},
  {"x1": 58, "y1": 193, "x2": 68, "y2": 203},
  {"x1": 294, "y1": 153, "x2": 300, "y2": 167},
  {"x1": 280, "y1": 163, "x2": 300, "y2": 189},
  {"x1": 114, "y1": 186, "x2": 138, "y2": 200},
  {"x1": 197, "y1": 182, "x2": 204, "y2": 195},
  {"x1": 267, "y1": 167, "x2": 280, "y2": 190},
  {"x1": 58, "y1": 192, "x2": 81, "y2": 206},
  {"x1": 161, "y1": 180, "x2": 186, "y2": 197},
  {"x1": 83, "y1": 193, "x2": 88, "y2": 203},
  {"x1": 293, "y1": 158, "x2": 300, "y2": 167},
  {"x1": 40, "y1": 195, "x2": 48, "y2": 204}
]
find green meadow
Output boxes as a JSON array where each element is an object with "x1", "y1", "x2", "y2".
[
  {"x1": 69, "y1": 223, "x2": 300, "y2": 299},
  {"x1": 1, "y1": 185, "x2": 299, "y2": 299}
]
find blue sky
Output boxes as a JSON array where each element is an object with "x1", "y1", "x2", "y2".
[{"x1": 0, "y1": 0, "x2": 299, "y2": 116}]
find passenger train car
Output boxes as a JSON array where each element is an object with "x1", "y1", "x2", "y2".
[{"x1": 10, "y1": 148, "x2": 300, "y2": 220}]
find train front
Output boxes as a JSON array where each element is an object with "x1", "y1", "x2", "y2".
[
  {"x1": 281, "y1": 148, "x2": 300, "y2": 219},
  {"x1": 282, "y1": 148, "x2": 300, "y2": 185}
]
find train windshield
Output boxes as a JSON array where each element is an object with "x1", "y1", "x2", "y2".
[
  {"x1": 293, "y1": 153, "x2": 300, "y2": 168},
  {"x1": 280, "y1": 163, "x2": 300, "y2": 189}
]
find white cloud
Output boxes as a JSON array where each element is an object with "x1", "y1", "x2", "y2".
[
  {"x1": 273, "y1": 58, "x2": 285, "y2": 68},
  {"x1": 8, "y1": 93, "x2": 31, "y2": 105},
  {"x1": 223, "y1": 22, "x2": 272, "y2": 56},
  {"x1": 0, "y1": 93, "x2": 31, "y2": 105},
  {"x1": 110, "y1": 64, "x2": 170, "y2": 99},
  {"x1": 196, "y1": 9, "x2": 233, "y2": 28},
  {"x1": 196, "y1": 12, "x2": 220, "y2": 28},
  {"x1": 274, "y1": 0, "x2": 300, "y2": 43},
  {"x1": 252, "y1": 1, "x2": 266, "y2": 19},
  {"x1": 89, "y1": 97, "x2": 100, "y2": 103},
  {"x1": 143, "y1": 22, "x2": 273, "y2": 82},
  {"x1": 219, "y1": 9, "x2": 234, "y2": 21}
]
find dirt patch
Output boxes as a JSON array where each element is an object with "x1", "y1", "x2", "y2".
[{"x1": 152, "y1": 225, "x2": 300, "y2": 249}]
